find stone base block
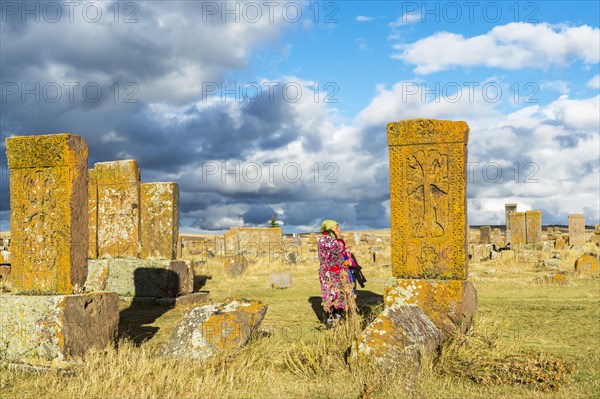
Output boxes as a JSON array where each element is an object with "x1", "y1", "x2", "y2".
[
  {"x1": 0, "y1": 292, "x2": 118, "y2": 363},
  {"x1": 350, "y1": 304, "x2": 442, "y2": 373},
  {"x1": 86, "y1": 259, "x2": 193, "y2": 297},
  {"x1": 384, "y1": 279, "x2": 477, "y2": 336}
]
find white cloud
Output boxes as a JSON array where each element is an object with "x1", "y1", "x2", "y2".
[
  {"x1": 389, "y1": 11, "x2": 421, "y2": 27},
  {"x1": 587, "y1": 74, "x2": 600, "y2": 89},
  {"x1": 392, "y1": 23, "x2": 600, "y2": 74},
  {"x1": 356, "y1": 15, "x2": 375, "y2": 22}
]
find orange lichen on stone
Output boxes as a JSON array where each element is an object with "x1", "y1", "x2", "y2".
[
  {"x1": 526, "y1": 210, "x2": 542, "y2": 244},
  {"x1": 387, "y1": 119, "x2": 469, "y2": 279},
  {"x1": 140, "y1": 182, "x2": 179, "y2": 260},
  {"x1": 95, "y1": 160, "x2": 141, "y2": 258},
  {"x1": 6, "y1": 133, "x2": 88, "y2": 294},
  {"x1": 574, "y1": 253, "x2": 599, "y2": 276},
  {"x1": 224, "y1": 227, "x2": 282, "y2": 252},
  {"x1": 509, "y1": 212, "x2": 526, "y2": 244},
  {"x1": 384, "y1": 279, "x2": 477, "y2": 335},
  {"x1": 88, "y1": 168, "x2": 98, "y2": 259}
]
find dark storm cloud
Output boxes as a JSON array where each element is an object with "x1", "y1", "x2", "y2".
[{"x1": 242, "y1": 204, "x2": 277, "y2": 225}]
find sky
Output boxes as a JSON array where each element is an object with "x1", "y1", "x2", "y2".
[{"x1": 0, "y1": 0, "x2": 599, "y2": 233}]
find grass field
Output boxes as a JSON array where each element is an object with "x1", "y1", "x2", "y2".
[{"x1": 1, "y1": 240, "x2": 598, "y2": 399}]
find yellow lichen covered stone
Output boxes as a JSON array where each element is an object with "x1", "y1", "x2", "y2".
[
  {"x1": 574, "y1": 253, "x2": 599, "y2": 276},
  {"x1": 224, "y1": 227, "x2": 282, "y2": 252},
  {"x1": 387, "y1": 119, "x2": 469, "y2": 279},
  {"x1": 95, "y1": 160, "x2": 141, "y2": 258},
  {"x1": 509, "y1": 212, "x2": 526, "y2": 244},
  {"x1": 6, "y1": 133, "x2": 88, "y2": 294},
  {"x1": 88, "y1": 168, "x2": 98, "y2": 259},
  {"x1": 384, "y1": 279, "x2": 477, "y2": 335},
  {"x1": 526, "y1": 210, "x2": 542, "y2": 244},
  {"x1": 140, "y1": 182, "x2": 179, "y2": 260},
  {"x1": 568, "y1": 214, "x2": 585, "y2": 246}
]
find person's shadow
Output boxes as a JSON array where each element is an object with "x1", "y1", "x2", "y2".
[{"x1": 308, "y1": 290, "x2": 383, "y2": 323}]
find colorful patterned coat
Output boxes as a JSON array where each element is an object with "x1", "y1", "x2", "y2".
[{"x1": 318, "y1": 233, "x2": 355, "y2": 312}]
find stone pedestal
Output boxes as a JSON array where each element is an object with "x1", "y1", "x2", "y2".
[
  {"x1": 0, "y1": 292, "x2": 118, "y2": 362},
  {"x1": 86, "y1": 259, "x2": 193, "y2": 297},
  {"x1": 384, "y1": 279, "x2": 477, "y2": 335}
]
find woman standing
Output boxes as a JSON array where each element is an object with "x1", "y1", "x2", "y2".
[{"x1": 318, "y1": 220, "x2": 356, "y2": 328}]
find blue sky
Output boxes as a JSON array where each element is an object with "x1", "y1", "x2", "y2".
[{"x1": 1, "y1": 1, "x2": 599, "y2": 233}]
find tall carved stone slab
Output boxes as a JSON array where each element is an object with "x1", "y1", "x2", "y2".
[
  {"x1": 479, "y1": 226, "x2": 491, "y2": 244},
  {"x1": 387, "y1": 119, "x2": 469, "y2": 279},
  {"x1": 509, "y1": 212, "x2": 526, "y2": 244},
  {"x1": 525, "y1": 210, "x2": 542, "y2": 244},
  {"x1": 6, "y1": 134, "x2": 88, "y2": 293},
  {"x1": 141, "y1": 182, "x2": 180, "y2": 260},
  {"x1": 505, "y1": 203, "x2": 517, "y2": 242},
  {"x1": 96, "y1": 160, "x2": 141, "y2": 258},
  {"x1": 88, "y1": 168, "x2": 98, "y2": 259},
  {"x1": 568, "y1": 214, "x2": 585, "y2": 246}
]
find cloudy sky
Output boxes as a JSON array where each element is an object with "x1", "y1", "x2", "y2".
[{"x1": 1, "y1": 1, "x2": 598, "y2": 233}]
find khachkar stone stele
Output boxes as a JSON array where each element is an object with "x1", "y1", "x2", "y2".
[
  {"x1": 526, "y1": 210, "x2": 542, "y2": 244},
  {"x1": 509, "y1": 212, "x2": 526, "y2": 244},
  {"x1": 568, "y1": 214, "x2": 585, "y2": 246},
  {"x1": 2, "y1": 133, "x2": 118, "y2": 364},
  {"x1": 141, "y1": 182, "x2": 180, "y2": 260},
  {"x1": 6, "y1": 134, "x2": 88, "y2": 293},
  {"x1": 95, "y1": 160, "x2": 141, "y2": 258},
  {"x1": 384, "y1": 119, "x2": 477, "y2": 336}
]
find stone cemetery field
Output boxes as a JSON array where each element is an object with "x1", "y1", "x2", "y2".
[{"x1": 1, "y1": 236, "x2": 598, "y2": 399}]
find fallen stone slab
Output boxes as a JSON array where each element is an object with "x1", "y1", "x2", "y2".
[
  {"x1": 86, "y1": 259, "x2": 193, "y2": 297},
  {"x1": 161, "y1": 298, "x2": 267, "y2": 361},
  {"x1": 0, "y1": 292, "x2": 119, "y2": 363},
  {"x1": 350, "y1": 304, "x2": 442, "y2": 373},
  {"x1": 269, "y1": 273, "x2": 292, "y2": 289}
]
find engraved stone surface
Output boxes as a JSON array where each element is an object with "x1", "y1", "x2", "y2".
[
  {"x1": 505, "y1": 203, "x2": 517, "y2": 242},
  {"x1": 0, "y1": 292, "x2": 118, "y2": 362},
  {"x1": 568, "y1": 214, "x2": 586, "y2": 246},
  {"x1": 224, "y1": 227, "x2": 282, "y2": 253},
  {"x1": 88, "y1": 168, "x2": 98, "y2": 259},
  {"x1": 509, "y1": 212, "x2": 526, "y2": 245},
  {"x1": 387, "y1": 119, "x2": 469, "y2": 279},
  {"x1": 96, "y1": 160, "x2": 141, "y2": 258},
  {"x1": 479, "y1": 226, "x2": 491, "y2": 244},
  {"x1": 6, "y1": 134, "x2": 88, "y2": 294},
  {"x1": 526, "y1": 210, "x2": 542, "y2": 244},
  {"x1": 140, "y1": 182, "x2": 179, "y2": 260}
]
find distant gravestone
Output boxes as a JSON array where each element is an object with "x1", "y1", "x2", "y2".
[
  {"x1": 505, "y1": 203, "x2": 517, "y2": 242},
  {"x1": 479, "y1": 226, "x2": 491, "y2": 244},
  {"x1": 140, "y1": 182, "x2": 179, "y2": 260},
  {"x1": 594, "y1": 225, "x2": 600, "y2": 246},
  {"x1": 269, "y1": 272, "x2": 292, "y2": 289},
  {"x1": 555, "y1": 237, "x2": 566, "y2": 250},
  {"x1": 509, "y1": 212, "x2": 526, "y2": 245},
  {"x1": 526, "y1": 210, "x2": 542, "y2": 244},
  {"x1": 224, "y1": 255, "x2": 247, "y2": 277},
  {"x1": 568, "y1": 214, "x2": 586, "y2": 246}
]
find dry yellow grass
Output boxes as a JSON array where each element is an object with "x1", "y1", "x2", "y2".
[{"x1": 1, "y1": 235, "x2": 598, "y2": 399}]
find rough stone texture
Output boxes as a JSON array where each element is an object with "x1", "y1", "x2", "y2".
[
  {"x1": 387, "y1": 119, "x2": 469, "y2": 279},
  {"x1": 574, "y1": 253, "x2": 599, "y2": 276},
  {"x1": 568, "y1": 214, "x2": 586, "y2": 246},
  {"x1": 505, "y1": 203, "x2": 517, "y2": 243},
  {"x1": 269, "y1": 272, "x2": 292, "y2": 289},
  {"x1": 0, "y1": 292, "x2": 118, "y2": 362},
  {"x1": 546, "y1": 227, "x2": 555, "y2": 240},
  {"x1": 224, "y1": 227, "x2": 282, "y2": 253},
  {"x1": 530, "y1": 273, "x2": 572, "y2": 286},
  {"x1": 492, "y1": 228, "x2": 504, "y2": 247},
  {"x1": 86, "y1": 259, "x2": 193, "y2": 297},
  {"x1": 224, "y1": 255, "x2": 247, "y2": 277},
  {"x1": 88, "y1": 168, "x2": 98, "y2": 259},
  {"x1": 95, "y1": 160, "x2": 141, "y2": 258},
  {"x1": 526, "y1": 210, "x2": 542, "y2": 244},
  {"x1": 6, "y1": 134, "x2": 88, "y2": 294},
  {"x1": 350, "y1": 304, "x2": 442, "y2": 372},
  {"x1": 0, "y1": 265, "x2": 10, "y2": 281},
  {"x1": 140, "y1": 182, "x2": 179, "y2": 260},
  {"x1": 509, "y1": 212, "x2": 526, "y2": 245},
  {"x1": 479, "y1": 226, "x2": 491, "y2": 244},
  {"x1": 161, "y1": 299, "x2": 267, "y2": 360},
  {"x1": 555, "y1": 237, "x2": 566, "y2": 250},
  {"x1": 384, "y1": 279, "x2": 477, "y2": 335}
]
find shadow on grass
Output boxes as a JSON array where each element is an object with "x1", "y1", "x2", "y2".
[{"x1": 308, "y1": 290, "x2": 383, "y2": 323}]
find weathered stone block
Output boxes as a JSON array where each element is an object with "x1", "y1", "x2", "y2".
[
  {"x1": 86, "y1": 259, "x2": 193, "y2": 297},
  {"x1": 574, "y1": 253, "x2": 599, "y2": 276},
  {"x1": 6, "y1": 134, "x2": 88, "y2": 294},
  {"x1": 384, "y1": 279, "x2": 477, "y2": 335},
  {"x1": 555, "y1": 237, "x2": 565, "y2": 250},
  {"x1": 88, "y1": 168, "x2": 98, "y2": 259},
  {"x1": 95, "y1": 160, "x2": 140, "y2": 258},
  {"x1": 568, "y1": 214, "x2": 585, "y2": 246},
  {"x1": 526, "y1": 210, "x2": 542, "y2": 244},
  {"x1": 0, "y1": 292, "x2": 118, "y2": 362},
  {"x1": 387, "y1": 119, "x2": 469, "y2": 279},
  {"x1": 140, "y1": 182, "x2": 179, "y2": 260},
  {"x1": 224, "y1": 255, "x2": 247, "y2": 277},
  {"x1": 269, "y1": 272, "x2": 292, "y2": 289},
  {"x1": 161, "y1": 299, "x2": 267, "y2": 360},
  {"x1": 509, "y1": 212, "x2": 526, "y2": 245},
  {"x1": 224, "y1": 227, "x2": 282, "y2": 252},
  {"x1": 350, "y1": 304, "x2": 442, "y2": 372},
  {"x1": 479, "y1": 226, "x2": 491, "y2": 244}
]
